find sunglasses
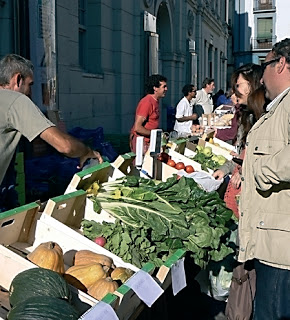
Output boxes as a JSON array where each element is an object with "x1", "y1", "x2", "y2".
[{"x1": 261, "y1": 57, "x2": 281, "y2": 73}]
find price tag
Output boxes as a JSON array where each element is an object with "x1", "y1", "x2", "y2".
[
  {"x1": 172, "y1": 258, "x2": 187, "y2": 296},
  {"x1": 126, "y1": 270, "x2": 164, "y2": 307},
  {"x1": 80, "y1": 301, "x2": 118, "y2": 320}
]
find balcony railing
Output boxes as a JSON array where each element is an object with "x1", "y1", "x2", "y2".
[
  {"x1": 251, "y1": 37, "x2": 276, "y2": 50},
  {"x1": 254, "y1": 0, "x2": 276, "y2": 11}
]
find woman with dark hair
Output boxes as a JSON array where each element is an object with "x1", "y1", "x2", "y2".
[
  {"x1": 222, "y1": 87, "x2": 268, "y2": 217},
  {"x1": 214, "y1": 63, "x2": 263, "y2": 145},
  {"x1": 213, "y1": 63, "x2": 265, "y2": 217}
]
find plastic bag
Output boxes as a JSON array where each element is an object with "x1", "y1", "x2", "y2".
[{"x1": 177, "y1": 171, "x2": 223, "y2": 192}]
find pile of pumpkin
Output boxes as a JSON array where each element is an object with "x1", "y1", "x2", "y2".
[
  {"x1": 27, "y1": 241, "x2": 134, "y2": 300},
  {"x1": 64, "y1": 249, "x2": 134, "y2": 300},
  {"x1": 7, "y1": 241, "x2": 134, "y2": 320}
]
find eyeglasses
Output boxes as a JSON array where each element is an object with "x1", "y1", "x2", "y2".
[{"x1": 261, "y1": 57, "x2": 281, "y2": 73}]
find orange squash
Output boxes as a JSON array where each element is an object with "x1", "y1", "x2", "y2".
[
  {"x1": 87, "y1": 277, "x2": 119, "y2": 300},
  {"x1": 64, "y1": 263, "x2": 107, "y2": 291},
  {"x1": 74, "y1": 250, "x2": 113, "y2": 271},
  {"x1": 110, "y1": 267, "x2": 134, "y2": 283},
  {"x1": 27, "y1": 242, "x2": 65, "y2": 274}
]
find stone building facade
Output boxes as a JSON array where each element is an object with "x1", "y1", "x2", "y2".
[{"x1": 0, "y1": 0, "x2": 229, "y2": 134}]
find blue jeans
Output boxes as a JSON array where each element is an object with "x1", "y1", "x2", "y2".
[{"x1": 254, "y1": 260, "x2": 290, "y2": 320}]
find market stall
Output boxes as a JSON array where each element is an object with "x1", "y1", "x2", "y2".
[{"x1": 0, "y1": 135, "x2": 236, "y2": 319}]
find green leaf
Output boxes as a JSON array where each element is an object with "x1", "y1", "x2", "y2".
[
  {"x1": 209, "y1": 244, "x2": 234, "y2": 261},
  {"x1": 122, "y1": 232, "x2": 132, "y2": 244}
]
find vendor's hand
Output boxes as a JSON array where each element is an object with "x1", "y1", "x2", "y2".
[
  {"x1": 211, "y1": 127, "x2": 218, "y2": 138},
  {"x1": 78, "y1": 150, "x2": 103, "y2": 169},
  {"x1": 212, "y1": 169, "x2": 225, "y2": 180},
  {"x1": 231, "y1": 171, "x2": 241, "y2": 189}
]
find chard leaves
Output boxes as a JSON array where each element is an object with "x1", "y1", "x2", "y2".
[{"x1": 86, "y1": 175, "x2": 235, "y2": 269}]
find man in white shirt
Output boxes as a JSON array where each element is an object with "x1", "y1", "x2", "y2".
[
  {"x1": 173, "y1": 84, "x2": 198, "y2": 135},
  {"x1": 193, "y1": 77, "x2": 215, "y2": 116}
]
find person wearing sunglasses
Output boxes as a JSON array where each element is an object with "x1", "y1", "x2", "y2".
[{"x1": 238, "y1": 38, "x2": 290, "y2": 319}]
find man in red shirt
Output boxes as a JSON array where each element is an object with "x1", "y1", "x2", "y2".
[{"x1": 130, "y1": 74, "x2": 167, "y2": 154}]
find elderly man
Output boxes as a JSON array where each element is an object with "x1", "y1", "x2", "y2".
[{"x1": 238, "y1": 38, "x2": 290, "y2": 319}]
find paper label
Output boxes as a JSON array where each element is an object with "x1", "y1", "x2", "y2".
[
  {"x1": 172, "y1": 258, "x2": 187, "y2": 296},
  {"x1": 126, "y1": 270, "x2": 164, "y2": 307},
  {"x1": 80, "y1": 301, "x2": 118, "y2": 320}
]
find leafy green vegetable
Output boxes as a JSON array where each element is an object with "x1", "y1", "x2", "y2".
[{"x1": 82, "y1": 176, "x2": 236, "y2": 269}]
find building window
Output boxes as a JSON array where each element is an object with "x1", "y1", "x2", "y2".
[
  {"x1": 254, "y1": 0, "x2": 275, "y2": 11},
  {"x1": 257, "y1": 17, "x2": 272, "y2": 41},
  {"x1": 78, "y1": 0, "x2": 87, "y2": 70},
  {"x1": 255, "y1": 17, "x2": 273, "y2": 49}
]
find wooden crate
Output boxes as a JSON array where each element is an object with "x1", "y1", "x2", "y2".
[
  {"x1": 168, "y1": 149, "x2": 214, "y2": 175},
  {"x1": 45, "y1": 162, "x2": 187, "y2": 318},
  {"x1": 185, "y1": 137, "x2": 234, "y2": 160},
  {"x1": 0, "y1": 204, "x2": 100, "y2": 319},
  {"x1": 0, "y1": 202, "x2": 149, "y2": 319}
]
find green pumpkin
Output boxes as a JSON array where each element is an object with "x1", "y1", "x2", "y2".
[
  {"x1": 7, "y1": 296, "x2": 79, "y2": 320},
  {"x1": 9, "y1": 268, "x2": 72, "y2": 307}
]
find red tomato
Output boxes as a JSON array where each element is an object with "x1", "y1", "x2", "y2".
[
  {"x1": 175, "y1": 162, "x2": 185, "y2": 170},
  {"x1": 167, "y1": 159, "x2": 176, "y2": 167},
  {"x1": 185, "y1": 165, "x2": 195, "y2": 173},
  {"x1": 158, "y1": 152, "x2": 170, "y2": 163}
]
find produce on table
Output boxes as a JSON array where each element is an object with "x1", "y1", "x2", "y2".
[
  {"x1": 167, "y1": 159, "x2": 176, "y2": 167},
  {"x1": 9, "y1": 268, "x2": 72, "y2": 307},
  {"x1": 64, "y1": 263, "x2": 108, "y2": 291},
  {"x1": 94, "y1": 236, "x2": 106, "y2": 247},
  {"x1": 86, "y1": 181, "x2": 100, "y2": 196},
  {"x1": 7, "y1": 296, "x2": 79, "y2": 320},
  {"x1": 73, "y1": 249, "x2": 114, "y2": 271},
  {"x1": 110, "y1": 267, "x2": 134, "y2": 283},
  {"x1": 185, "y1": 165, "x2": 195, "y2": 173},
  {"x1": 157, "y1": 152, "x2": 170, "y2": 163},
  {"x1": 27, "y1": 241, "x2": 65, "y2": 274},
  {"x1": 65, "y1": 249, "x2": 133, "y2": 299},
  {"x1": 175, "y1": 162, "x2": 186, "y2": 170},
  {"x1": 191, "y1": 146, "x2": 227, "y2": 171},
  {"x1": 83, "y1": 176, "x2": 235, "y2": 269},
  {"x1": 87, "y1": 277, "x2": 119, "y2": 301}
]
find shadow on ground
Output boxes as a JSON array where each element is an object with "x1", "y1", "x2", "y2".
[{"x1": 138, "y1": 257, "x2": 227, "y2": 320}]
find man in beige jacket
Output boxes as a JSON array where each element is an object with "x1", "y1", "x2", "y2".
[{"x1": 238, "y1": 38, "x2": 290, "y2": 319}]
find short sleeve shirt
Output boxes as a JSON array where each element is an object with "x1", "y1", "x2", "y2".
[
  {"x1": 174, "y1": 96, "x2": 193, "y2": 134},
  {"x1": 131, "y1": 94, "x2": 160, "y2": 142},
  {"x1": 195, "y1": 88, "x2": 213, "y2": 114},
  {"x1": 0, "y1": 90, "x2": 54, "y2": 184}
]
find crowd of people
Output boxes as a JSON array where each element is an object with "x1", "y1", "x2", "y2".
[
  {"x1": 1, "y1": 36, "x2": 290, "y2": 320},
  {"x1": 130, "y1": 37, "x2": 290, "y2": 320}
]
